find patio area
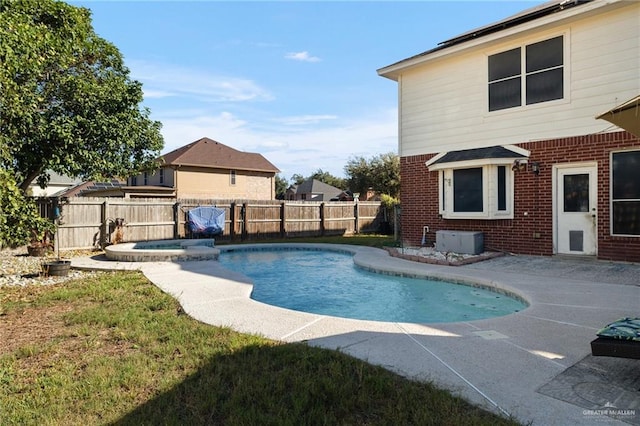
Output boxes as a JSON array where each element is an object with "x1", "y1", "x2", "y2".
[{"x1": 72, "y1": 244, "x2": 640, "y2": 425}]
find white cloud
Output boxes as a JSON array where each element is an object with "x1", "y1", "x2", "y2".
[
  {"x1": 274, "y1": 114, "x2": 338, "y2": 125},
  {"x1": 156, "y1": 108, "x2": 398, "y2": 179},
  {"x1": 285, "y1": 51, "x2": 321, "y2": 62},
  {"x1": 130, "y1": 60, "x2": 273, "y2": 102},
  {"x1": 142, "y1": 89, "x2": 176, "y2": 99}
]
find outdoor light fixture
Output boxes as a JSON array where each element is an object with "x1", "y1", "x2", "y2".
[
  {"x1": 531, "y1": 162, "x2": 540, "y2": 175},
  {"x1": 512, "y1": 159, "x2": 527, "y2": 172}
]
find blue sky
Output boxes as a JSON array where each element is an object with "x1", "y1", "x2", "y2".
[{"x1": 70, "y1": 1, "x2": 539, "y2": 180}]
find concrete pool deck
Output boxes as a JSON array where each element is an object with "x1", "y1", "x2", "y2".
[{"x1": 71, "y1": 243, "x2": 640, "y2": 425}]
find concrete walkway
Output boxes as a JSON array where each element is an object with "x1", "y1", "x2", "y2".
[{"x1": 71, "y1": 244, "x2": 640, "y2": 426}]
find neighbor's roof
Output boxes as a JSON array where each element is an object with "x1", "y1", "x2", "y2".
[
  {"x1": 161, "y1": 137, "x2": 280, "y2": 173},
  {"x1": 296, "y1": 178, "x2": 343, "y2": 201},
  {"x1": 378, "y1": 0, "x2": 595, "y2": 80}
]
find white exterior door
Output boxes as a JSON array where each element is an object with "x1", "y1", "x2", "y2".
[{"x1": 556, "y1": 165, "x2": 597, "y2": 255}]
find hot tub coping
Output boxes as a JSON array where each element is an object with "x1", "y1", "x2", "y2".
[{"x1": 105, "y1": 239, "x2": 219, "y2": 262}]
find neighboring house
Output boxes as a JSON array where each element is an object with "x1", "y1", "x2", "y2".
[
  {"x1": 58, "y1": 179, "x2": 141, "y2": 198},
  {"x1": 28, "y1": 171, "x2": 82, "y2": 197},
  {"x1": 286, "y1": 179, "x2": 345, "y2": 201},
  {"x1": 378, "y1": 0, "x2": 640, "y2": 262},
  {"x1": 285, "y1": 184, "x2": 298, "y2": 200},
  {"x1": 125, "y1": 137, "x2": 280, "y2": 200}
]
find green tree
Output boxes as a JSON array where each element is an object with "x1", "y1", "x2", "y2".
[
  {"x1": 274, "y1": 174, "x2": 288, "y2": 200},
  {"x1": 344, "y1": 152, "x2": 399, "y2": 198},
  {"x1": 290, "y1": 174, "x2": 306, "y2": 186},
  {"x1": 309, "y1": 169, "x2": 346, "y2": 190},
  {"x1": 0, "y1": 169, "x2": 54, "y2": 248},
  {"x1": 0, "y1": 0, "x2": 164, "y2": 193}
]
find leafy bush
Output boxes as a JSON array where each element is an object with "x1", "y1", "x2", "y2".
[
  {"x1": 0, "y1": 169, "x2": 55, "y2": 249},
  {"x1": 380, "y1": 193, "x2": 399, "y2": 211}
]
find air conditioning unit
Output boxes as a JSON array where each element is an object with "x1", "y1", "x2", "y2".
[{"x1": 436, "y1": 230, "x2": 484, "y2": 255}]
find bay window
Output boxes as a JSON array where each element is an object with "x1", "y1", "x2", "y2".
[
  {"x1": 428, "y1": 145, "x2": 527, "y2": 219},
  {"x1": 438, "y1": 164, "x2": 513, "y2": 219}
]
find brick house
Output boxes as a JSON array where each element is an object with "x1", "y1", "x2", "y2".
[
  {"x1": 127, "y1": 137, "x2": 280, "y2": 200},
  {"x1": 378, "y1": 0, "x2": 640, "y2": 262}
]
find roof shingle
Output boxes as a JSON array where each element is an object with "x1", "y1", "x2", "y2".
[{"x1": 161, "y1": 137, "x2": 280, "y2": 173}]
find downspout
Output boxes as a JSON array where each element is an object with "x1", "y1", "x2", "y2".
[{"x1": 173, "y1": 165, "x2": 179, "y2": 198}]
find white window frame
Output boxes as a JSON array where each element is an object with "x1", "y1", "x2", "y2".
[
  {"x1": 230, "y1": 170, "x2": 236, "y2": 186},
  {"x1": 433, "y1": 160, "x2": 516, "y2": 220},
  {"x1": 487, "y1": 32, "x2": 568, "y2": 113},
  {"x1": 610, "y1": 149, "x2": 640, "y2": 237}
]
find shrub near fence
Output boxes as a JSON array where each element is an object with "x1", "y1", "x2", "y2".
[{"x1": 34, "y1": 197, "x2": 384, "y2": 250}]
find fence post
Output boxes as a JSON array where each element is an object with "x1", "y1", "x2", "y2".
[
  {"x1": 280, "y1": 201, "x2": 286, "y2": 237},
  {"x1": 229, "y1": 202, "x2": 236, "y2": 241},
  {"x1": 320, "y1": 202, "x2": 325, "y2": 236},
  {"x1": 394, "y1": 204, "x2": 400, "y2": 241},
  {"x1": 101, "y1": 199, "x2": 109, "y2": 247},
  {"x1": 354, "y1": 201, "x2": 360, "y2": 234},
  {"x1": 174, "y1": 202, "x2": 181, "y2": 239},
  {"x1": 241, "y1": 202, "x2": 248, "y2": 240}
]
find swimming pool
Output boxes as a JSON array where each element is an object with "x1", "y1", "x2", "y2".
[{"x1": 218, "y1": 247, "x2": 527, "y2": 323}]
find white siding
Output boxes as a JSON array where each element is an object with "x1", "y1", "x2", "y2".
[{"x1": 398, "y1": 2, "x2": 640, "y2": 157}]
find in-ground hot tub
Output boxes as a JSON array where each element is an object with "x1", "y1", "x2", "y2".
[{"x1": 104, "y1": 239, "x2": 219, "y2": 262}]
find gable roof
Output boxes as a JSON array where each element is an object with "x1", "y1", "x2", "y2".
[
  {"x1": 161, "y1": 137, "x2": 280, "y2": 173},
  {"x1": 378, "y1": 0, "x2": 604, "y2": 80},
  {"x1": 296, "y1": 179, "x2": 343, "y2": 201},
  {"x1": 437, "y1": 0, "x2": 591, "y2": 50}
]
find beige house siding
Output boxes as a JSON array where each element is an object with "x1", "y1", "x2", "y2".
[
  {"x1": 174, "y1": 167, "x2": 275, "y2": 200},
  {"x1": 395, "y1": 1, "x2": 639, "y2": 157},
  {"x1": 137, "y1": 167, "x2": 176, "y2": 187}
]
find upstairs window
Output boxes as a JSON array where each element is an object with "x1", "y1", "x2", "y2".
[
  {"x1": 159, "y1": 168, "x2": 164, "y2": 184},
  {"x1": 230, "y1": 170, "x2": 236, "y2": 185},
  {"x1": 488, "y1": 48, "x2": 521, "y2": 111},
  {"x1": 143, "y1": 172, "x2": 148, "y2": 185},
  {"x1": 489, "y1": 36, "x2": 564, "y2": 111}
]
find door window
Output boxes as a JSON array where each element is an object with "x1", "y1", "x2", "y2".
[{"x1": 563, "y1": 174, "x2": 589, "y2": 212}]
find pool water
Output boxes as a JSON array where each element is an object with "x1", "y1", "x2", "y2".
[{"x1": 218, "y1": 248, "x2": 527, "y2": 323}]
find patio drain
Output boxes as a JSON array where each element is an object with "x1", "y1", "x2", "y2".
[{"x1": 473, "y1": 330, "x2": 509, "y2": 340}]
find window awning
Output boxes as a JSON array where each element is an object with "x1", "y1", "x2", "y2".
[
  {"x1": 426, "y1": 145, "x2": 529, "y2": 170},
  {"x1": 596, "y1": 95, "x2": 640, "y2": 138}
]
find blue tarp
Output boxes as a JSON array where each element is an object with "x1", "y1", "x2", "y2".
[{"x1": 188, "y1": 206, "x2": 225, "y2": 236}]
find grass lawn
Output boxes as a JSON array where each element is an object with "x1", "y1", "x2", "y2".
[{"x1": 0, "y1": 236, "x2": 520, "y2": 425}]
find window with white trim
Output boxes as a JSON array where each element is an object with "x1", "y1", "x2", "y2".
[
  {"x1": 611, "y1": 150, "x2": 640, "y2": 236},
  {"x1": 488, "y1": 35, "x2": 564, "y2": 112},
  {"x1": 230, "y1": 170, "x2": 236, "y2": 185},
  {"x1": 439, "y1": 165, "x2": 513, "y2": 219}
]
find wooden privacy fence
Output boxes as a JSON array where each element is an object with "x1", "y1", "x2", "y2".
[{"x1": 35, "y1": 197, "x2": 385, "y2": 250}]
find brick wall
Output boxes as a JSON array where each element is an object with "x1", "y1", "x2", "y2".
[{"x1": 400, "y1": 131, "x2": 640, "y2": 262}]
